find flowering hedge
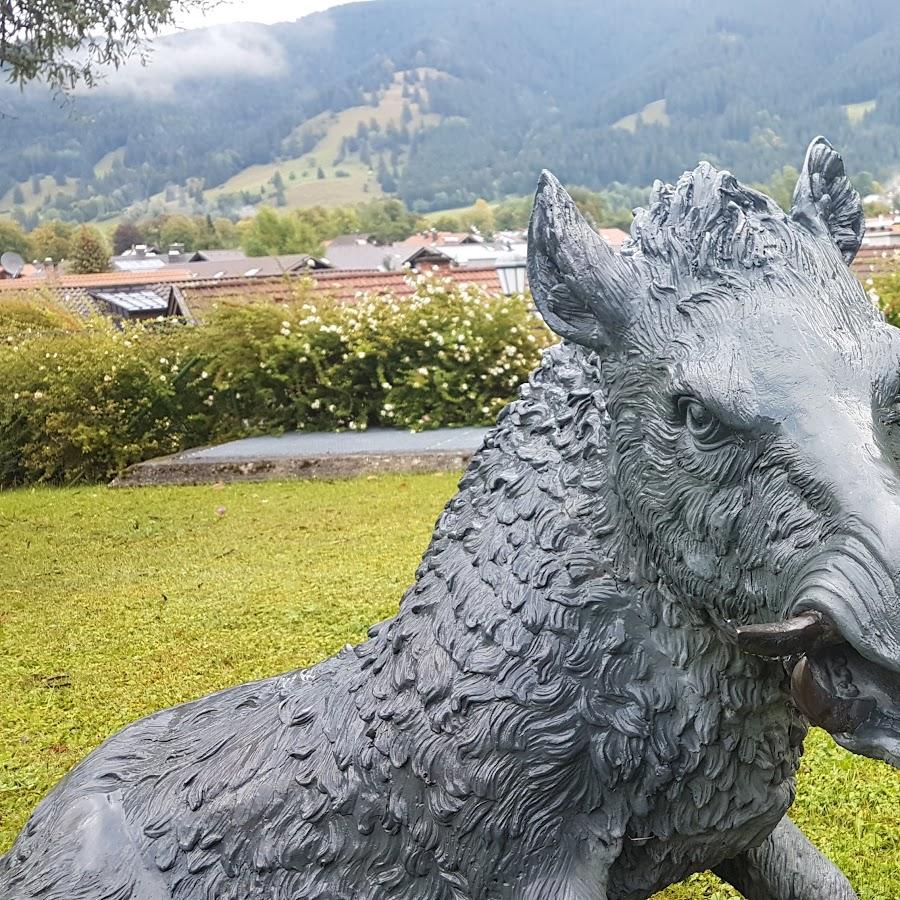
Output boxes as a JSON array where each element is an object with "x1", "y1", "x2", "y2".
[
  {"x1": 0, "y1": 275, "x2": 551, "y2": 485},
  {"x1": 867, "y1": 272, "x2": 900, "y2": 328}
]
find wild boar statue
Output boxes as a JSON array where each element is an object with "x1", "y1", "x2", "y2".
[{"x1": 2, "y1": 136, "x2": 898, "y2": 900}]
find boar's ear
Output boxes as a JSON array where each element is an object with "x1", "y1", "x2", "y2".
[
  {"x1": 528, "y1": 170, "x2": 640, "y2": 351},
  {"x1": 790, "y1": 136, "x2": 865, "y2": 265}
]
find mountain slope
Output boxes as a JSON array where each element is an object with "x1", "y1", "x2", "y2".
[{"x1": 3, "y1": 0, "x2": 900, "y2": 224}]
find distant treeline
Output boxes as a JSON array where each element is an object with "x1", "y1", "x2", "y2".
[
  {"x1": 0, "y1": 185, "x2": 650, "y2": 273},
  {"x1": 0, "y1": 165, "x2": 886, "y2": 277}
]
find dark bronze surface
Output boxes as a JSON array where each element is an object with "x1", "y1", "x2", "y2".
[{"x1": 2, "y1": 137, "x2": 894, "y2": 899}]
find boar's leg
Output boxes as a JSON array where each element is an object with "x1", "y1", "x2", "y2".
[
  {"x1": 712, "y1": 816, "x2": 857, "y2": 900},
  {"x1": 517, "y1": 836, "x2": 616, "y2": 900}
]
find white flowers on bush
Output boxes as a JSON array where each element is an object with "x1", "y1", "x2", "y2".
[{"x1": 0, "y1": 272, "x2": 551, "y2": 485}]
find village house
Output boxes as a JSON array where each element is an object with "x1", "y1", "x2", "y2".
[{"x1": 0, "y1": 222, "x2": 636, "y2": 323}]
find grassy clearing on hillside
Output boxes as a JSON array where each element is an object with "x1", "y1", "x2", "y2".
[
  {"x1": 613, "y1": 98, "x2": 670, "y2": 133},
  {"x1": 845, "y1": 99, "x2": 877, "y2": 125},
  {"x1": 93, "y1": 147, "x2": 125, "y2": 178},
  {"x1": 204, "y1": 69, "x2": 441, "y2": 211},
  {"x1": 1, "y1": 478, "x2": 897, "y2": 898},
  {"x1": 422, "y1": 200, "x2": 494, "y2": 222},
  {"x1": 0, "y1": 175, "x2": 79, "y2": 217},
  {"x1": 12, "y1": 68, "x2": 446, "y2": 222}
]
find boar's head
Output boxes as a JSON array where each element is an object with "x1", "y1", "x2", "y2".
[{"x1": 528, "y1": 137, "x2": 900, "y2": 768}]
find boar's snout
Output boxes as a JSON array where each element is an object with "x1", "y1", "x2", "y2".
[
  {"x1": 738, "y1": 534, "x2": 900, "y2": 768},
  {"x1": 788, "y1": 534, "x2": 900, "y2": 674}
]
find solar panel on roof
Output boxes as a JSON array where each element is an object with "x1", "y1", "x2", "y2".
[
  {"x1": 112, "y1": 258, "x2": 167, "y2": 272},
  {"x1": 93, "y1": 290, "x2": 168, "y2": 314}
]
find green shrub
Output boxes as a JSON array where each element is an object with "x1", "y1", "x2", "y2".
[
  {"x1": 0, "y1": 276, "x2": 550, "y2": 485},
  {"x1": 0, "y1": 318, "x2": 209, "y2": 484},
  {"x1": 198, "y1": 275, "x2": 547, "y2": 435},
  {"x1": 868, "y1": 271, "x2": 900, "y2": 327},
  {"x1": 0, "y1": 294, "x2": 83, "y2": 339}
]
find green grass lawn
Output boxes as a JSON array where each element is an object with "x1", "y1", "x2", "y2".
[{"x1": 0, "y1": 477, "x2": 897, "y2": 897}]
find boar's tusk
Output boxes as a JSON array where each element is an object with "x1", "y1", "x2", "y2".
[
  {"x1": 735, "y1": 610, "x2": 841, "y2": 658},
  {"x1": 790, "y1": 656, "x2": 876, "y2": 734}
]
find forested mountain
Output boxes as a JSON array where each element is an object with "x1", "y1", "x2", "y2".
[{"x1": 3, "y1": 0, "x2": 900, "y2": 224}]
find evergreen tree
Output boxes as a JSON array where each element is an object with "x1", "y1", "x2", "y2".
[
  {"x1": 69, "y1": 226, "x2": 109, "y2": 274},
  {"x1": 377, "y1": 157, "x2": 390, "y2": 187}
]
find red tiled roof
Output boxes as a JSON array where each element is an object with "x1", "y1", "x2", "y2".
[
  {"x1": 0, "y1": 268, "x2": 192, "y2": 293},
  {"x1": 310, "y1": 266, "x2": 501, "y2": 299},
  {"x1": 176, "y1": 267, "x2": 504, "y2": 320},
  {"x1": 852, "y1": 247, "x2": 900, "y2": 277},
  {"x1": 596, "y1": 228, "x2": 629, "y2": 249}
]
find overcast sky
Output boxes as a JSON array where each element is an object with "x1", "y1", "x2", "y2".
[
  {"x1": 172, "y1": 0, "x2": 366, "y2": 30},
  {"x1": 94, "y1": 0, "x2": 372, "y2": 92}
]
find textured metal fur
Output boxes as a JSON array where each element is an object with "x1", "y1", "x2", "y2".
[{"x1": 1, "y1": 137, "x2": 895, "y2": 899}]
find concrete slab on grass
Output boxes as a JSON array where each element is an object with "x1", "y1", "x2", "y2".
[{"x1": 110, "y1": 427, "x2": 491, "y2": 487}]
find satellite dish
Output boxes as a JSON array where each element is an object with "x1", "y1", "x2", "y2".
[{"x1": 1, "y1": 251, "x2": 25, "y2": 278}]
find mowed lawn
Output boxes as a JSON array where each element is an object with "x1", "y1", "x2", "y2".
[{"x1": 0, "y1": 477, "x2": 897, "y2": 898}]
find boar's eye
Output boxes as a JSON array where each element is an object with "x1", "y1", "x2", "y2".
[{"x1": 679, "y1": 397, "x2": 724, "y2": 446}]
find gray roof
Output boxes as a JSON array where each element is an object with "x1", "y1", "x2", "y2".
[
  {"x1": 190, "y1": 249, "x2": 248, "y2": 262},
  {"x1": 322, "y1": 240, "x2": 409, "y2": 271},
  {"x1": 182, "y1": 254, "x2": 324, "y2": 279},
  {"x1": 111, "y1": 248, "x2": 250, "y2": 269}
]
